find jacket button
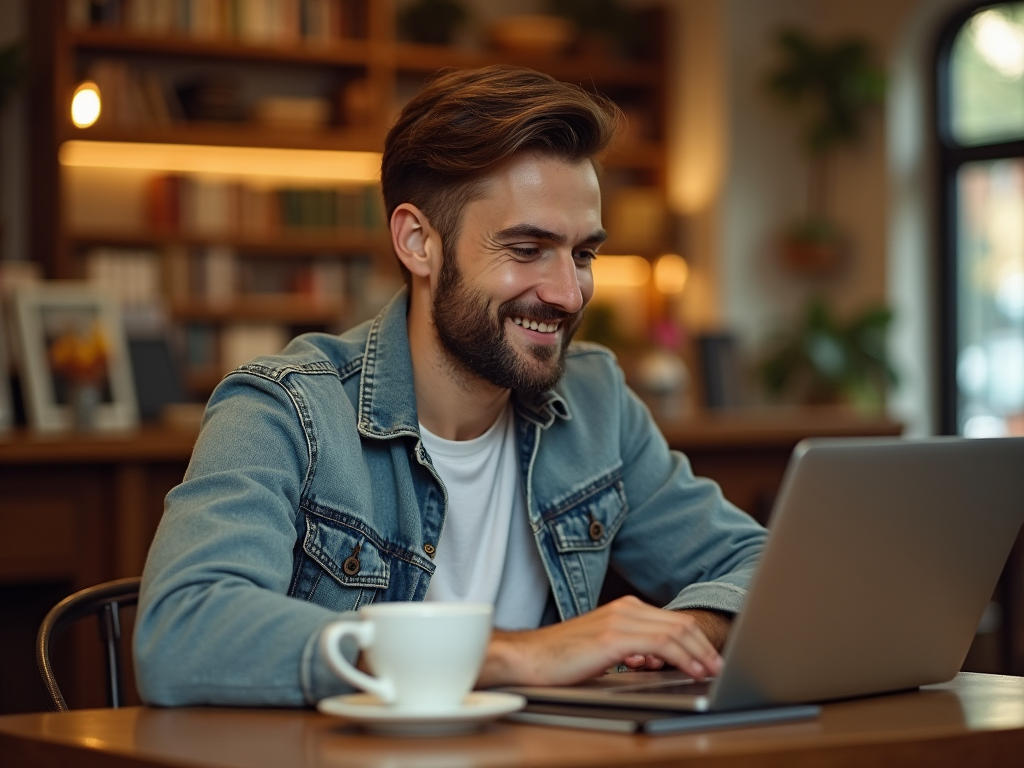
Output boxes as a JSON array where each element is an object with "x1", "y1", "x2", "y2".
[
  {"x1": 423, "y1": 543, "x2": 436, "y2": 557},
  {"x1": 342, "y1": 555, "x2": 360, "y2": 576},
  {"x1": 589, "y1": 520, "x2": 605, "y2": 541}
]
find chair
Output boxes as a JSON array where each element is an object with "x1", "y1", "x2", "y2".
[{"x1": 36, "y1": 577, "x2": 142, "y2": 712}]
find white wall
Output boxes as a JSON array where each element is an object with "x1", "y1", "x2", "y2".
[{"x1": 717, "y1": 0, "x2": 922, "y2": 336}]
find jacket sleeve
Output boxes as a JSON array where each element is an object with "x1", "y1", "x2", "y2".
[
  {"x1": 610, "y1": 374, "x2": 768, "y2": 614},
  {"x1": 133, "y1": 369, "x2": 356, "y2": 706}
]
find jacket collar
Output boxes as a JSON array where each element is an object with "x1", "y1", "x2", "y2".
[
  {"x1": 357, "y1": 288, "x2": 572, "y2": 439},
  {"x1": 356, "y1": 289, "x2": 420, "y2": 440}
]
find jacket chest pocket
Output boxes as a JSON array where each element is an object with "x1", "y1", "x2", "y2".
[
  {"x1": 291, "y1": 508, "x2": 391, "y2": 612},
  {"x1": 549, "y1": 479, "x2": 628, "y2": 553},
  {"x1": 545, "y1": 477, "x2": 628, "y2": 615}
]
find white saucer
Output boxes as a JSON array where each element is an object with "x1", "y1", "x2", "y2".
[{"x1": 317, "y1": 691, "x2": 527, "y2": 736}]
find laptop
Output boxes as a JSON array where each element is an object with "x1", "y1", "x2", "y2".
[{"x1": 505, "y1": 436, "x2": 1024, "y2": 718}]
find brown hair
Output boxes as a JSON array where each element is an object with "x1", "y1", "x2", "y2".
[{"x1": 381, "y1": 65, "x2": 621, "y2": 281}]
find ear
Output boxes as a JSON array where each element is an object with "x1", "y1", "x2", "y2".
[{"x1": 390, "y1": 203, "x2": 439, "y2": 279}]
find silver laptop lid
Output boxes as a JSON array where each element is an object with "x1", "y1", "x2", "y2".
[{"x1": 711, "y1": 436, "x2": 1024, "y2": 711}]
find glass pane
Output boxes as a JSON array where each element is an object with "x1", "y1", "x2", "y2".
[
  {"x1": 950, "y1": 2, "x2": 1024, "y2": 146},
  {"x1": 956, "y1": 159, "x2": 1024, "y2": 436}
]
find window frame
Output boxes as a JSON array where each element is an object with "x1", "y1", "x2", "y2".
[{"x1": 935, "y1": 1, "x2": 1024, "y2": 434}]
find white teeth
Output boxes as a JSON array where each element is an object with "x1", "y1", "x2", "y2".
[{"x1": 511, "y1": 316, "x2": 560, "y2": 333}]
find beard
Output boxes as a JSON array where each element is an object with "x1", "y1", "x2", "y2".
[{"x1": 431, "y1": 244, "x2": 584, "y2": 397}]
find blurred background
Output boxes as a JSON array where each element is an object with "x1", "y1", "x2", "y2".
[{"x1": 0, "y1": 0, "x2": 1021, "y2": 711}]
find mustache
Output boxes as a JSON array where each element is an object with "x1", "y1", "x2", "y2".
[{"x1": 498, "y1": 300, "x2": 576, "y2": 324}]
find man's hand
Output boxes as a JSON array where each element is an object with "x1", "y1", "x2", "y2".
[
  {"x1": 476, "y1": 596, "x2": 726, "y2": 688},
  {"x1": 620, "y1": 608, "x2": 733, "y2": 671}
]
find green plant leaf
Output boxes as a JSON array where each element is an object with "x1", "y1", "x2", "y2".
[
  {"x1": 764, "y1": 26, "x2": 886, "y2": 156},
  {"x1": 758, "y1": 298, "x2": 897, "y2": 410}
]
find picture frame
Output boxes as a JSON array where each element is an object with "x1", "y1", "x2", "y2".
[{"x1": 13, "y1": 283, "x2": 138, "y2": 433}]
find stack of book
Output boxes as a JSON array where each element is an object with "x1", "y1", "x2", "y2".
[
  {"x1": 67, "y1": 0, "x2": 366, "y2": 45},
  {"x1": 147, "y1": 175, "x2": 385, "y2": 239}
]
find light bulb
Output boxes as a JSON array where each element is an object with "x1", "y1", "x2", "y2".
[
  {"x1": 71, "y1": 82, "x2": 101, "y2": 128},
  {"x1": 653, "y1": 254, "x2": 689, "y2": 295}
]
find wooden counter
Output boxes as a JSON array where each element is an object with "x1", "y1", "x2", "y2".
[{"x1": 652, "y1": 406, "x2": 902, "y2": 522}]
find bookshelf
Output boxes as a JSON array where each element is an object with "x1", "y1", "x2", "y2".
[{"x1": 28, "y1": 0, "x2": 670, "y2": 398}]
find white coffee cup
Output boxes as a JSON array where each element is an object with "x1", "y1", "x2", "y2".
[{"x1": 320, "y1": 602, "x2": 493, "y2": 713}]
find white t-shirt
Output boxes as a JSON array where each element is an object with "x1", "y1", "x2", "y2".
[{"x1": 420, "y1": 405, "x2": 550, "y2": 631}]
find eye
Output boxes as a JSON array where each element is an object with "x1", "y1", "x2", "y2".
[
  {"x1": 508, "y1": 245, "x2": 541, "y2": 259},
  {"x1": 574, "y1": 249, "x2": 598, "y2": 264}
]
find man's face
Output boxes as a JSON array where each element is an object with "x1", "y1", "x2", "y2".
[{"x1": 431, "y1": 152, "x2": 604, "y2": 396}]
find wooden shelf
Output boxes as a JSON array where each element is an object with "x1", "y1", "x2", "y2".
[
  {"x1": 652, "y1": 405, "x2": 904, "y2": 450},
  {"x1": 0, "y1": 424, "x2": 200, "y2": 463},
  {"x1": 33, "y1": 1, "x2": 669, "y2": 389},
  {"x1": 66, "y1": 30, "x2": 662, "y2": 88},
  {"x1": 71, "y1": 229, "x2": 389, "y2": 255},
  {"x1": 68, "y1": 28, "x2": 375, "y2": 67},
  {"x1": 62, "y1": 122, "x2": 384, "y2": 152},
  {"x1": 169, "y1": 297, "x2": 345, "y2": 323},
  {"x1": 393, "y1": 42, "x2": 661, "y2": 87}
]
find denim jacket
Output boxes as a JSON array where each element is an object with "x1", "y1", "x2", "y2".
[{"x1": 134, "y1": 290, "x2": 767, "y2": 707}]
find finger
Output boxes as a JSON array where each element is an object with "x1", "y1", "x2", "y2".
[
  {"x1": 673, "y1": 631, "x2": 722, "y2": 677},
  {"x1": 644, "y1": 655, "x2": 665, "y2": 670},
  {"x1": 621, "y1": 654, "x2": 647, "y2": 669},
  {"x1": 609, "y1": 626, "x2": 712, "y2": 679}
]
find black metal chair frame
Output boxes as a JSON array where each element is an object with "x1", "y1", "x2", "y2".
[{"x1": 35, "y1": 577, "x2": 142, "y2": 712}]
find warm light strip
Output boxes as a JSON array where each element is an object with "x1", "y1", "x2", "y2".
[
  {"x1": 59, "y1": 140, "x2": 382, "y2": 182},
  {"x1": 593, "y1": 255, "x2": 651, "y2": 288}
]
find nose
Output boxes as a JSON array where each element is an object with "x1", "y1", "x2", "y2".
[{"x1": 536, "y1": 250, "x2": 587, "y2": 314}]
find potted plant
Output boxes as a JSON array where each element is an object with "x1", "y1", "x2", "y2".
[
  {"x1": 764, "y1": 28, "x2": 886, "y2": 277},
  {"x1": 759, "y1": 297, "x2": 897, "y2": 413}
]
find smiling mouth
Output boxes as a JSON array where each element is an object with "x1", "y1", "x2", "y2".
[{"x1": 511, "y1": 316, "x2": 561, "y2": 334}]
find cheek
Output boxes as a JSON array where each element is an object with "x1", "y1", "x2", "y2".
[
  {"x1": 579, "y1": 270, "x2": 595, "y2": 306},
  {"x1": 482, "y1": 262, "x2": 530, "y2": 299}
]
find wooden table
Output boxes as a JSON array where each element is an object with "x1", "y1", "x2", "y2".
[{"x1": 1, "y1": 673, "x2": 1022, "y2": 768}]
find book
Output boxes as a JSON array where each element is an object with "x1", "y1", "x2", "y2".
[{"x1": 505, "y1": 702, "x2": 821, "y2": 735}]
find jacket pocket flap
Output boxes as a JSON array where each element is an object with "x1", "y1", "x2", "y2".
[
  {"x1": 303, "y1": 512, "x2": 391, "y2": 589},
  {"x1": 549, "y1": 481, "x2": 627, "y2": 553}
]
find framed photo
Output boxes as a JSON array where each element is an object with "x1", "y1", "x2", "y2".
[{"x1": 13, "y1": 283, "x2": 138, "y2": 433}]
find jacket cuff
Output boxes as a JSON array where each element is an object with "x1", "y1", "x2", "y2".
[
  {"x1": 300, "y1": 613, "x2": 360, "y2": 706},
  {"x1": 664, "y1": 582, "x2": 747, "y2": 614}
]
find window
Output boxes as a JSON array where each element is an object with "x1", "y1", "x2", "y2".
[{"x1": 938, "y1": 2, "x2": 1024, "y2": 436}]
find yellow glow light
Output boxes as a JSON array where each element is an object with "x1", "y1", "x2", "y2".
[
  {"x1": 71, "y1": 82, "x2": 101, "y2": 128},
  {"x1": 59, "y1": 141, "x2": 382, "y2": 182},
  {"x1": 593, "y1": 256, "x2": 651, "y2": 288},
  {"x1": 653, "y1": 253, "x2": 689, "y2": 295}
]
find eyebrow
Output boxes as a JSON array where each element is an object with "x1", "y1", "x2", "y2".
[{"x1": 494, "y1": 224, "x2": 607, "y2": 248}]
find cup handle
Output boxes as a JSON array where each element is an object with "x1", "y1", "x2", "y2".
[{"x1": 319, "y1": 621, "x2": 396, "y2": 704}]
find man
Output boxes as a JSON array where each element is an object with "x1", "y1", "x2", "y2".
[{"x1": 134, "y1": 65, "x2": 767, "y2": 707}]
